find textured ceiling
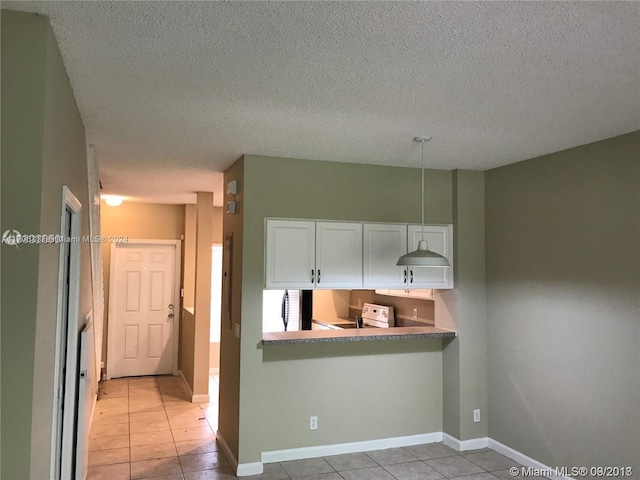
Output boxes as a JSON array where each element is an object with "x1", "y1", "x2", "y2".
[{"x1": 4, "y1": 1, "x2": 639, "y2": 205}]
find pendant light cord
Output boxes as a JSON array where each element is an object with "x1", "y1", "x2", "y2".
[{"x1": 421, "y1": 140, "x2": 425, "y2": 242}]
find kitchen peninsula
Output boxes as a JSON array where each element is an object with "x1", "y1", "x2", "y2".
[
  {"x1": 264, "y1": 299, "x2": 456, "y2": 344},
  {"x1": 262, "y1": 325, "x2": 456, "y2": 344}
]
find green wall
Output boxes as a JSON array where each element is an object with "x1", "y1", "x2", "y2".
[
  {"x1": 441, "y1": 170, "x2": 488, "y2": 441},
  {"x1": 242, "y1": 155, "x2": 453, "y2": 224},
  {"x1": 485, "y1": 132, "x2": 640, "y2": 473},
  {"x1": 1, "y1": 11, "x2": 48, "y2": 478},
  {"x1": 236, "y1": 155, "x2": 454, "y2": 463},
  {"x1": 1, "y1": 10, "x2": 93, "y2": 478}
]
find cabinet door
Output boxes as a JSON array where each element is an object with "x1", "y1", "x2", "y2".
[
  {"x1": 375, "y1": 289, "x2": 434, "y2": 300},
  {"x1": 407, "y1": 225, "x2": 453, "y2": 288},
  {"x1": 315, "y1": 222, "x2": 363, "y2": 288},
  {"x1": 265, "y1": 220, "x2": 315, "y2": 288},
  {"x1": 363, "y1": 223, "x2": 407, "y2": 288}
]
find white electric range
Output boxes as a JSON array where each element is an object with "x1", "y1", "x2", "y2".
[
  {"x1": 311, "y1": 303, "x2": 395, "y2": 330},
  {"x1": 360, "y1": 303, "x2": 395, "y2": 328}
]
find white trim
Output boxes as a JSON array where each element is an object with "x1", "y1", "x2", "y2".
[
  {"x1": 106, "y1": 239, "x2": 181, "y2": 379},
  {"x1": 178, "y1": 370, "x2": 194, "y2": 397},
  {"x1": 237, "y1": 462, "x2": 264, "y2": 477},
  {"x1": 488, "y1": 438, "x2": 573, "y2": 480},
  {"x1": 209, "y1": 367, "x2": 220, "y2": 375},
  {"x1": 237, "y1": 433, "x2": 567, "y2": 480},
  {"x1": 261, "y1": 432, "x2": 443, "y2": 464},
  {"x1": 442, "y1": 433, "x2": 489, "y2": 452},
  {"x1": 216, "y1": 430, "x2": 241, "y2": 473},
  {"x1": 177, "y1": 370, "x2": 210, "y2": 403},
  {"x1": 51, "y1": 185, "x2": 82, "y2": 480},
  {"x1": 216, "y1": 431, "x2": 263, "y2": 476},
  {"x1": 192, "y1": 394, "x2": 210, "y2": 403},
  {"x1": 86, "y1": 144, "x2": 104, "y2": 386}
]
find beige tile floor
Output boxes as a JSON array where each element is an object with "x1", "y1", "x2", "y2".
[
  {"x1": 88, "y1": 374, "x2": 226, "y2": 480},
  {"x1": 88, "y1": 375, "x2": 536, "y2": 480}
]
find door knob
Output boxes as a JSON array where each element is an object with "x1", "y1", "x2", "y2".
[
  {"x1": 168, "y1": 304, "x2": 174, "y2": 309},
  {"x1": 168, "y1": 313, "x2": 174, "y2": 318}
]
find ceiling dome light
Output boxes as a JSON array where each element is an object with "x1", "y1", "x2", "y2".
[
  {"x1": 396, "y1": 137, "x2": 450, "y2": 268},
  {"x1": 102, "y1": 195, "x2": 124, "y2": 207}
]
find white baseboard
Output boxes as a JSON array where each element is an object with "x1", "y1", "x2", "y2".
[
  {"x1": 237, "y1": 462, "x2": 264, "y2": 477},
  {"x1": 228, "y1": 432, "x2": 564, "y2": 480},
  {"x1": 216, "y1": 430, "x2": 264, "y2": 476},
  {"x1": 178, "y1": 370, "x2": 192, "y2": 397},
  {"x1": 442, "y1": 433, "x2": 489, "y2": 451},
  {"x1": 261, "y1": 432, "x2": 443, "y2": 464},
  {"x1": 488, "y1": 438, "x2": 573, "y2": 480},
  {"x1": 177, "y1": 370, "x2": 209, "y2": 403},
  {"x1": 215, "y1": 431, "x2": 237, "y2": 471}
]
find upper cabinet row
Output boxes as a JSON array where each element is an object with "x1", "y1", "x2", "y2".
[{"x1": 265, "y1": 219, "x2": 453, "y2": 290}]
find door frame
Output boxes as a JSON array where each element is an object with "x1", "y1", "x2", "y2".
[
  {"x1": 106, "y1": 239, "x2": 181, "y2": 380},
  {"x1": 50, "y1": 185, "x2": 82, "y2": 480}
]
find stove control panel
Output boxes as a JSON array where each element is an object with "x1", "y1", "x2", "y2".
[{"x1": 361, "y1": 303, "x2": 395, "y2": 327}]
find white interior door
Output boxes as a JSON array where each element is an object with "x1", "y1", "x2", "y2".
[
  {"x1": 110, "y1": 243, "x2": 176, "y2": 378},
  {"x1": 75, "y1": 320, "x2": 94, "y2": 480}
]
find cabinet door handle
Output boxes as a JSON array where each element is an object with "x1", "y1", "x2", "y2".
[
  {"x1": 311, "y1": 269, "x2": 315, "y2": 283},
  {"x1": 317, "y1": 269, "x2": 321, "y2": 283},
  {"x1": 403, "y1": 269, "x2": 407, "y2": 284},
  {"x1": 410, "y1": 270, "x2": 414, "y2": 283}
]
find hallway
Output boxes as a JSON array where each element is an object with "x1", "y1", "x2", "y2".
[{"x1": 87, "y1": 375, "x2": 228, "y2": 479}]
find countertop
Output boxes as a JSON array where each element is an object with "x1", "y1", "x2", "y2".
[
  {"x1": 312, "y1": 317, "x2": 359, "y2": 329},
  {"x1": 262, "y1": 326, "x2": 456, "y2": 345}
]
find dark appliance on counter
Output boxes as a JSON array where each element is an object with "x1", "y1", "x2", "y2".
[
  {"x1": 280, "y1": 290, "x2": 313, "y2": 331},
  {"x1": 301, "y1": 290, "x2": 313, "y2": 330},
  {"x1": 280, "y1": 290, "x2": 290, "y2": 331}
]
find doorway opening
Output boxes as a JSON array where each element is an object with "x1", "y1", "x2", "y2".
[
  {"x1": 52, "y1": 186, "x2": 82, "y2": 480},
  {"x1": 210, "y1": 244, "x2": 223, "y2": 396}
]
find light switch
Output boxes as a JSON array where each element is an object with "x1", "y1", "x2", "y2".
[{"x1": 234, "y1": 323, "x2": 240, "y2": 338}]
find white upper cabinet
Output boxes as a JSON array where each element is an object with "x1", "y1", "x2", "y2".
[
  {"x1": 266, "y1": 219, "x2": 453, "y2": 289},
  {"x1": 363, "y1": 223, "x2": 408, "y2": 288},
  {"x1": 315, "y1": 222, "x2": 363, "y2": 288},
  {"x1": 266, "y1": 220, "x2": 316, "y2": 288},
  {"x1": 265, "y1": 219, "x2": 363, "y2": 289},
  {"x1": 406, "y1": 224, "x2": 453, "y2": 289}
]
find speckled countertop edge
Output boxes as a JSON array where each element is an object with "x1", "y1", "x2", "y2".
[{"x1": 262, "y1": 326, "x2": 456, "y2": 345}]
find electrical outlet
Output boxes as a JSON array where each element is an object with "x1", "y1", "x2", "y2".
[
  {"x1": 473, "y1": 409, "x2": 481, "y2": 423},
  {"x1": 309, "y1": 416, "x2": 318, "y2": 430},
  {"x1": 413, "y1": 308, "x2": 418, "y2": 318}
]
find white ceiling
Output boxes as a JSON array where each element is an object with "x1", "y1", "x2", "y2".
[{"x1": 4, "y1": 1, "x2": 639, "y2": 205}]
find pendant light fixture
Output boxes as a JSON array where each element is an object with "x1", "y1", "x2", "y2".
[{"x1": 396, "y1": 137, "x2": 450, "y2": 267}]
